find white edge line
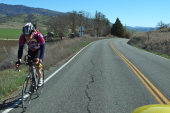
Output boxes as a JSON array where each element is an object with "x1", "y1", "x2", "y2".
[{"x1": 2, "y1": 42, "x2": 93, "y2": 113}]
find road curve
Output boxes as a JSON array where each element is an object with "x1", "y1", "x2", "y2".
[{"x1": 2, "y1": 38, "x2": 170, "y2": 113}]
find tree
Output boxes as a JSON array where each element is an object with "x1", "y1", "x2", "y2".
[
  {"x1": 47, "y1": 10, "x2": 111, "y2": 37},
  {"x1": 47, "y1": 15, "x2": 68, "y2": 37},
  {"x1": 98, "y1": 18, "x2": 111, "y2": 36},
  {"x1": 157, "y1": 21, "x2": 170, "y2": 29},
  {"x1": 94, "y1": 11, "x2": 110, "y2": 37},
  {"x1": 68, "y1": 11, "x2": 78, "y2": 33},
  {"x1": 94, "y1": 11, "x2": 102, "y2": 37},
  {"x1": 111, "y1": 18, "x2": 124, "y2": 37}
]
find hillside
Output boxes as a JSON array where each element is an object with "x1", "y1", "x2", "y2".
[
  {"x1": 0, "y1": 3, "x2": 64, "y2": 16},
  {"x1": 128, "y1": 28, "x2": 170, "y2": 57},
  {"x1": 0, "y1": 14, "x2": 55, "y2": 30}
]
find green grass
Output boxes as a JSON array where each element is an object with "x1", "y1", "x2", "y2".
[
  {"x1": 0, "y1": 66, "x2": 28, "y2": 101},
  {"x1": 134, "y1": 46, "x2": 170, "y2": 59},
  {"x1": 0, "y1": 29, "x2": 22, "y2": 39},
  {"x1": 0, "y1": 28, "x2": 47, "y2": 39},
  {"x1": 150, "y1": 51, "x2": 170, "y2": 59}
]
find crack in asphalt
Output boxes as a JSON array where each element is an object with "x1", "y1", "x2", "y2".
[
  {"x1": 85, "y1": 59, "x2": 95, "y2": 113},
  {"x1": 85, "y1": 59, "x2": 104, "y2": 113},
  {"x1": 85, "y1": 75, "x2": 94, "y2": 113}
]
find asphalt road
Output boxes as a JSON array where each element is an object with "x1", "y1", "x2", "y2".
[{"x1": 1, "y1": 38, "x2": 170, "y2": 113}]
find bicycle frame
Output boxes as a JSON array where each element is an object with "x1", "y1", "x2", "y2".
[
  {"x1": 29, "y1": 65, "x2": 38, "y2": 91},
  {"x1": 21, "y1": 55, "x2": 44, "y2": 111},
  {"x1": 25, "y1": 55, "x2": 42, "y2": 91}
]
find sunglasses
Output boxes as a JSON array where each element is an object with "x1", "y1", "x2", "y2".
[{"x1": 25, "y1": 34, "x2": 31, "y2": 36}]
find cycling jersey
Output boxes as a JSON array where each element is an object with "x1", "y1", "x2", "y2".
[{"x1": 18, "y1": 32, "x2": 45, "y2": 60}]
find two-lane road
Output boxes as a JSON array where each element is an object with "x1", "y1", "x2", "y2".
[{"x1": 2, "y1": 38, "x2": 170, "y2": 113}]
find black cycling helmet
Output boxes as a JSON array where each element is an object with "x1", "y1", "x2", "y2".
[{"x1": 22, "y1": 23, "x2": 35, "y2": 35}]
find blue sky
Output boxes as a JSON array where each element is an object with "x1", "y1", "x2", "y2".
[{"x1": 0, "y1": 0, "x2": 169, "y2": 27}]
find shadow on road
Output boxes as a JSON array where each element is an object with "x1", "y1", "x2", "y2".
[{"x1": 0, "y1": 94, "x2": 21, "y2": 110}]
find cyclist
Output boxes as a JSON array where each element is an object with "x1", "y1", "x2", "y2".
[{"x1": 16, "y1": 22, "x2": 45, "y2": 86}]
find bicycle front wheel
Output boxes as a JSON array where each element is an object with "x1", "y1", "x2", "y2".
[
  {"x1": 22, "y1": 76, "x2": 33, "y2": 111},
  {"x1": 36, "y1": 68, "x2": 44, "y2": 97}
]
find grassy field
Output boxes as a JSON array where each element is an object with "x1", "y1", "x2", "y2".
[
  {"x1": 0, "y1": 29, "x2": 22, "y2": 39},
  {"x1": 0, "y1": 28, "x2": 48, "y2": 39}
]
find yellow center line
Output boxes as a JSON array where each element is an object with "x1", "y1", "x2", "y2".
[{"x1": 109, "y1": 40, "x2": 170, "y2": 104}]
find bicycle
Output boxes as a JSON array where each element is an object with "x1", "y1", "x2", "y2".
[{"x1": 17, "y1": 55, "x2": 44, "y2": 111}]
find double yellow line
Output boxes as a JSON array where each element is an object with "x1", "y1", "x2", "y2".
[{"x1": 110, "y1": 40, "x2": 170, "y2": 104}]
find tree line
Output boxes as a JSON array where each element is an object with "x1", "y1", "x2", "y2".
[
  {"x1": 0, "y1": 10, "x2": 130, "y2": 38},
  {"x1": 47, "y1": 11, "x2": 110, "y2": 37},
  {"x1": 47, "y1": 10, "x2": 130, "y2": 38}
]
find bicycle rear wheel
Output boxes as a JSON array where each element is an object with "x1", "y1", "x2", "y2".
[
  {"x1": 36, "y1": 68, "x2": 44, "y2": 97},
  {"x1": 22, "y1": 76, "x2": 33, "y2": 111}
]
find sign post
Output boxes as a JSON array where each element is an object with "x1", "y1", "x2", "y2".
[{"x1": 78, "y1": 26, "x2": 85, "y2": 37}]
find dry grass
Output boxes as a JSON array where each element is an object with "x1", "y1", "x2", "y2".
[
  {"x1": 43, "y1": 37, "x2": 98, "y2": 69},
  {"x1": 0, "y1": 37, "x2": 99, "y2": 70},
  {"x1": 128, "y1": 28, "x2": 170, "y2": 56},
  {"x1": 0, "y1": 40, "x2": 18, "y2": 69}
]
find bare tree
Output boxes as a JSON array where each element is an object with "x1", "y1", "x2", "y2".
[
  {"x1": 47, "y1": 10, "x2": 111, "y2": 38},
  {"x1": 94, "y1": 11, "x2": 110, "y2": 37},
  {"x1": 47, "y1": 15, "x2": 68, "y2": 37},
  {"x1": 68, "y1": 11, "x2": 78, "y2": 33},
  {"x1": 157, "y1": 21, "x2": 170, "y2": 29}
]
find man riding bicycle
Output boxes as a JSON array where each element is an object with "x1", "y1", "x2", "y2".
[{"x1": 16, "y1": 22, "x2": 45, "y2": 86}]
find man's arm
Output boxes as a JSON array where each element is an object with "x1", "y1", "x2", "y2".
[
  {"x1": 18, "y1": 45, "x2": 24, "y2": 61},
  {"x1": 39, "y1": 43, "x2": 45, "y2": 62}
]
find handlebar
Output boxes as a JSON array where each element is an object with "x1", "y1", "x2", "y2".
[
  {"x1": 16, "y1": 55, "x2": 43, "y2": 72},
  {"x1": 16, "y1": 62, "x2": 43, "y2": 72}
]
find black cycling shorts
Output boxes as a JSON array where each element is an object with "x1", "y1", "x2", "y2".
[{"x1": 28, "y1": 49, "x2": 41, "y2": 60}]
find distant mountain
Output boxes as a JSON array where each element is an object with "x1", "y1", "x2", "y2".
[
  {"x1": 0, "y1": 3, "x2": 65, "y2": 16},
  {"x1": 126, "y1": 26, "x2": 157, "y2": 32}
]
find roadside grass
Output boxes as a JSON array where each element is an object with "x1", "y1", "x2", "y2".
[
  {"x1": 151, "y1": 52, "x2": 170, "y2": 59},
  {"x1": 0, "y1": 66, "x2": 27, "y2": 101},
  {"x1": 134, "y1": 46, "x2": 170, "y2": 60},
  {"x1": 0, "y1": 36, "x2": 102, "y2": 102},
  {"x1": 43, "y1": 37, "x2": 98, "y2": 70}
]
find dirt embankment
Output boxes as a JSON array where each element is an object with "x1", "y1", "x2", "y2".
[{"x1": 128, "y1": 28, "x2": 170, "y2": 56}]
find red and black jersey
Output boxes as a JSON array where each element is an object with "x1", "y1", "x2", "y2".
[{"x1": 18, "y1": 32, "x2": 45, "y2": 60}]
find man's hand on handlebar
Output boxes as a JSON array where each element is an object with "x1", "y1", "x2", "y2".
[
  {"x1": 15, "y1": 60, "x2": 21, "y2": 68},
  {"x1": 33, "y1": 58, "x2": 43, "y2": 64}
]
